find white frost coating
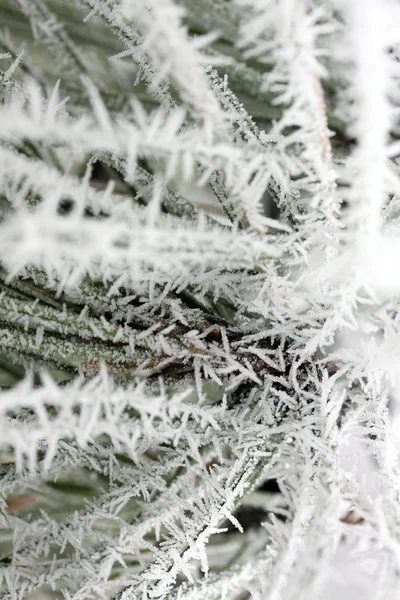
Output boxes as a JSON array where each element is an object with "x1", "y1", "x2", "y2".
[
  {"x1": 336, "y1": 0, "x2": 394, "y2": 243},
  {"x1": 120, "y1": 0, "x2": 229, "y2": 135},
  {"x1": 235, "y1": 0, "x2": 338, "y2": 219},
  {"x1": 2, "y1": 1, "x2": 400, "y2": 600}
]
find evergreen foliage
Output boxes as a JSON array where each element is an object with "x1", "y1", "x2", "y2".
[{"x1": 1, "y1": 1, "x2": 400, "y2": 598}]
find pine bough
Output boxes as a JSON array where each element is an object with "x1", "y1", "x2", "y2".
[{"x1": 0, "y1": 0, "x2": 400, "y2": 598}]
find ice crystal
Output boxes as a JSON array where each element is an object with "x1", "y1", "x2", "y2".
[{"x1": 1, "y1": 1, "x2": 400, "y2": 599}]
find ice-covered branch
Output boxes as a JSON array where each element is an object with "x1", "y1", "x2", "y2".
[{"x1": 235, "y1": 0, "x2": 338, "y2": 220}]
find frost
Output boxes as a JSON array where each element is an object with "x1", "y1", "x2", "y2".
[{"x1": 1, "y1": 1, "x2": 400, "y2": 599}]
